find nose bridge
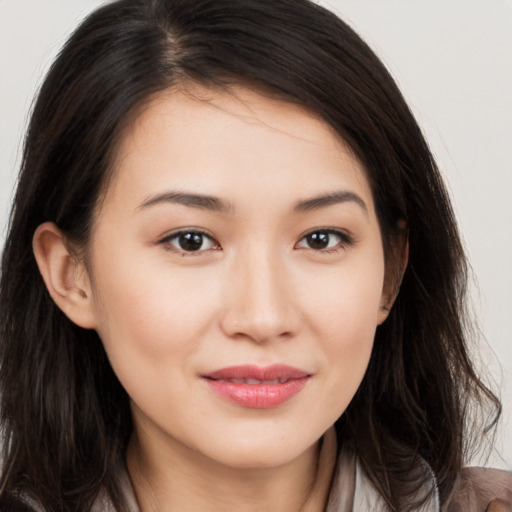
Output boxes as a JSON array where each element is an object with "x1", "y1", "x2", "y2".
[{"x1": 221, "y1": 242, "x2": 298, "y2": 342}]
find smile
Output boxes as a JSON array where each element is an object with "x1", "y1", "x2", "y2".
[{"x1": 202, "y1": 364, "x2": 311, "y2": 409}]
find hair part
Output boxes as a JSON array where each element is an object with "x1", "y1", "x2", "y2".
[{"x1": 0, "y1": 0, "x2": 500, "y2": 510}]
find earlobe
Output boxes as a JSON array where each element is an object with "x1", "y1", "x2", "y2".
[
  {"x1": 377, "y1": 303, "x2": 390, "y2": 325},
  {"x1": 378, "y1": 226, "x2": 409, "y2": 325},
  {"x1": 32, "y1": 222, "x2": 97, "y2": 329}
]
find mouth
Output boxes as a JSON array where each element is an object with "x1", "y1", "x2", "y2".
[
  {"x1": 201, "y1": 364, "x2": 311, "y2": 409},
  {"x1": 211, "y1": 377, "x2": 291, "y2": 384}
]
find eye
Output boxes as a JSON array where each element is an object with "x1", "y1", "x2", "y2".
[
  {"x1": 160, "y1": 230, "x2": 219, "y2": 254},
  {"x1": 296, "y1": 229, "x2": 352, "y2": 252}
]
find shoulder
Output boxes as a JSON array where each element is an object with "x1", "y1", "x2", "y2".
[{"x1": 444, "y1": 467, "x2": 512, "y2": 512}]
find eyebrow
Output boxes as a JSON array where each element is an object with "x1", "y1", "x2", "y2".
[
  {"x1": 138, "y1": 191, "x2": 234, "y2": 214},
  {"x1": 138, "y1": 189, "x2": 368, "y2": 215},
  {"x1": 294, "y1": 191, "x2": 368, "y2": 215}
]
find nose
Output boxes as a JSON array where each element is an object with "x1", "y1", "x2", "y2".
[{"x1": 219, "y1": 248, "x2": 301, "y2": 344}]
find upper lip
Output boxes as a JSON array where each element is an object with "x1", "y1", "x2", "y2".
[{"x1": 202, "y1": 364, "x2": 310, "y2": 382}]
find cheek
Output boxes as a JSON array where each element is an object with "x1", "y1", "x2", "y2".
[
  {"x1": 298, "y1": 257, "x2": 384, "y2": 409},
  {"x1": 90, "y1": 254, "x2": 222, "y2": 364},
  {"x1": 302, "y1": 259, "x2": 385, "y2": 343},
  {"x1": 90, "y1": 259, "x2": 226, "y2": 419}
]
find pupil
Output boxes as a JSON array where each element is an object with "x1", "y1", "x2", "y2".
[
  {"x1": 307, "y1": 232, "x2": 329, "y2": 249},
  {"x1": 179, "y1": 233, "x2": 203, "y2": 251}
]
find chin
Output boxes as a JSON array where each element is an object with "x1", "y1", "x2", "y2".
[{"x1": 201, "y1": 429, "x2": 321, "y2": 471}]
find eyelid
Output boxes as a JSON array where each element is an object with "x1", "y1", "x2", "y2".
[
  {"x1": 295, "y1": 228, "x2": 355, "y2": 252},
  {"x1": 156, "y1": 226, "x2": 354, "y2": 255},
  {"x1": 158, "y1": 228, "x2": 221, "y2": 255}
]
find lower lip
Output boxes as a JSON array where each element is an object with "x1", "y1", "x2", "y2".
[{"x1": 204, "y1": 378, "x2": 309, "y2": 408}]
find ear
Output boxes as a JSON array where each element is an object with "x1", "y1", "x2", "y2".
[
  {"x1": 33, "y1": 222, "x2": 97, "y2": 329},
  {"x1": 377, "y1": 223, "x2": 409, "y2": 325}
]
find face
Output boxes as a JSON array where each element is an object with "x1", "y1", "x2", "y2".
[{"x1": 84, "y1": 87, "x2": 389, "y2": 470}]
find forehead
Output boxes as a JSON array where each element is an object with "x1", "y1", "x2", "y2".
[
  {"x1": 124, "y1": 85, "x2": 343, "y2": 143},
  {"x1": 105, "y1": 85, "x2": 374, "y2": 214}
]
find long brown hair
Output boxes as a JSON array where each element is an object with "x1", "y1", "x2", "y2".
[{"x1": 0, "y1": 0, "x2": 500, "y2": 510}]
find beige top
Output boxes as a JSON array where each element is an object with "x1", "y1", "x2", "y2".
[
  {"x1": 91, "y1": 429, "x2": 512, "y2": 511},
  {"x1": 92, "y1": 456, "x2": 440, "y2": 512}
]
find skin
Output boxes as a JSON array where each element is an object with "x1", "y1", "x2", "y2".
[{"x1": 34, "y1": 87, "x2": 399, "y2": 511}]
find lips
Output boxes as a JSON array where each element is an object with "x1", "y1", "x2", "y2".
[{"x1": 202, "y1": 364, "x2": 310, "y2": 408}]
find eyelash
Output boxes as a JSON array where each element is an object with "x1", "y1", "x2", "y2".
[
  {"x1": 296, "y1": 228, "x2": 355, "y2": 254},
  {"x1": 158, "y1": 228, "x2": 354, "y2": 256},
  {"x1": 159, "y1": 229, "x2": 220, "y2": 257}
]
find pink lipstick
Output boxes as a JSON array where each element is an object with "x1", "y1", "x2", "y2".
[{"x1": 202, "y1": 364, "x2": 310, "y2": 408}]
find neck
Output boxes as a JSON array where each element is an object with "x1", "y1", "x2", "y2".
[{"x1": 126, "y1": 430, "x2": 333, "y2": 512}]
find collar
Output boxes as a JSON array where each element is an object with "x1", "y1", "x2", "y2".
[
  {"x1": 101, "y1": 429, "x2": 440, "y2": 512},
  {"x1": 326, "y1": 443, "x2": 440, "y2": 512}
]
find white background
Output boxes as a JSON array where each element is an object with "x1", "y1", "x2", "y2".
[{"x1": 1, "y1": 1, "x2": 511, "y2": 469}]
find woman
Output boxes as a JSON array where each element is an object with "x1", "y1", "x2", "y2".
[{"x1": 0, "y1": 0, "x2": 510, "y2": 510}]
